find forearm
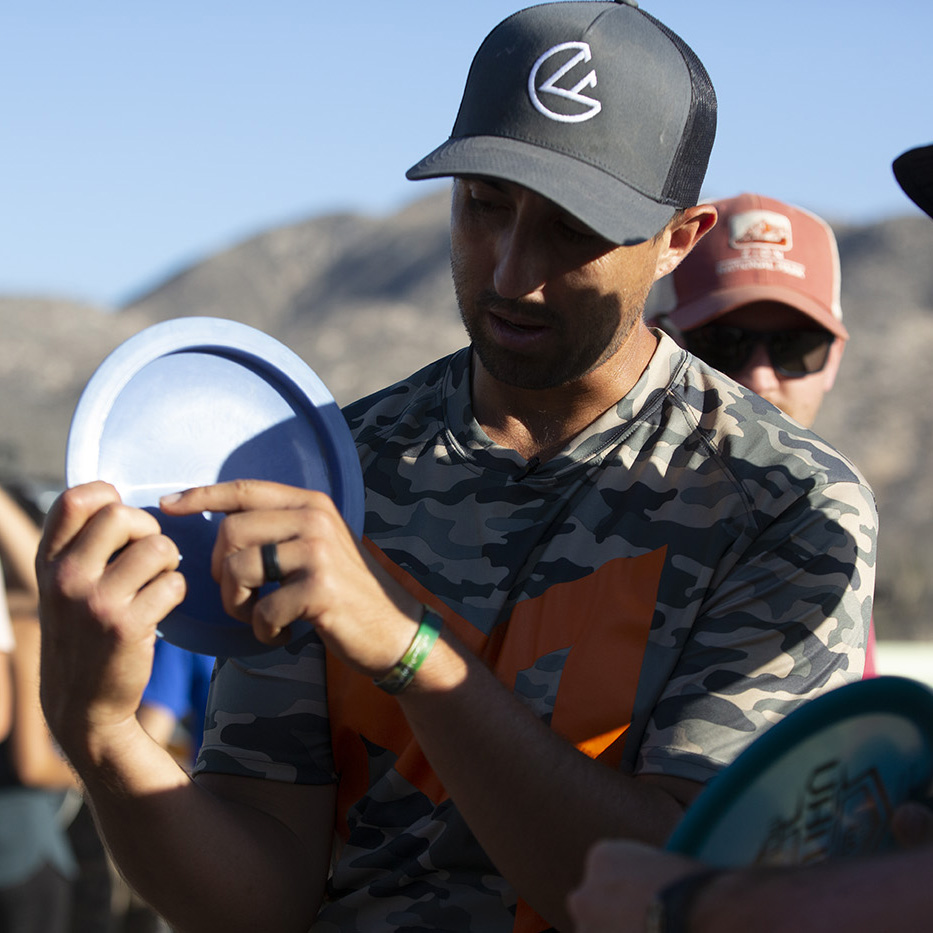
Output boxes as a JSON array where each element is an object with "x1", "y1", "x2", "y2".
[
  {"x1": 71, "y1": 720, "x2": 325, "y2": 933},
  {"x1": 0, "y1": 653, "x2": 11, "y2": 741},
  {"x1": 400, "y1": 635, "x2": 695, "y2": 930},
  {"x1": 10, "y1": 615, "x2": 79, "y2": 789},
  {"x1": 0, "y1": 486, "x2": 41, "y2": 595},
  {"x1": 34, "y1": 482, "x2": 328, "y2": 929},
  {"x1": 12, "y1": 730, "x2": 77, "y2": 789},
  {"x1": 692, "y1": 846, "x2": 933, "y2": 933}
]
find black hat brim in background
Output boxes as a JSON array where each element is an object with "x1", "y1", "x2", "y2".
[{"x1": 893, "y1": 144, "x2": 933, "y2": 219}]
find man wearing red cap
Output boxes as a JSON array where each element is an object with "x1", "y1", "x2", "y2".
[
  {"x1": 652, "y1": 192, "x2": 847, "y2": 430},
  {"x1": 568, "y1": 157, "x2": 933, "y2": 933},
  {"x1": 650, "y1": 192, "x2": 876, "y2": 675}
]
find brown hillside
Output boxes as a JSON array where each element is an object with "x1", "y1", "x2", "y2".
[{"x1": 2, "y1": 190, "x2": 932, "y2": 639}]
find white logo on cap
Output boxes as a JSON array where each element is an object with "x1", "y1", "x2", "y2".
[
  {"x1": 719, "y1": 210, "x2": 806, "y2": 280},
  {"x1": 729, "y1": 210, "x2": 793, "y2": 251},
  {"x1": 528, "y1": 42, "x2": 602, "y2": 124}
]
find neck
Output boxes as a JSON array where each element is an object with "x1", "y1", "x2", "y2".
[{"x1": 472, "y1": 326, "x2": 658, "y2": 462}]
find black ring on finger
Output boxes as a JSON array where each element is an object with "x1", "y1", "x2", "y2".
[{"x1": 260, "y1": 542, "x2": 284, "y2": 584}]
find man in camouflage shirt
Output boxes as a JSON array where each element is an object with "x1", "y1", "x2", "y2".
[{"x1": 36, "y1": 4, "x2": 876, "y2": 932}]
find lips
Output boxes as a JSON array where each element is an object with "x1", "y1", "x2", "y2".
[
  {"x1": 492, "y1": 310, "x2": 549, "y2": 332},
  {"x1": 485, "y1": 306, "x2": 554, "y2": 350},
  {"x1": 481, "y1": 292, "x2": 552, "y2": 327}
]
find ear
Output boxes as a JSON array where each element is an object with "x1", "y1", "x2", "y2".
[
  {"x1": 653, "y1": 203, "x2": 718, "y2": 282},
  {"x1": 821, "y1": 336, "x2": 846, "y2": 392}
]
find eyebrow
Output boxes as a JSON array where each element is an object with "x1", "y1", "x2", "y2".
[{"x1": 457, "y1": 174, "x2": 507, "y2": 191}]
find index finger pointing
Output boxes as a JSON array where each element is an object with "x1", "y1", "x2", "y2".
[{"x1": 159, "y1": 480, "x2": 332, "y2": 517}]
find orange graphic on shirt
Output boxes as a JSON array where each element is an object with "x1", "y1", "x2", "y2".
[
  {"x1": 327, "y1": 543, "x2": 666, "y2": 823},
  {"x1": 326, "y1": 543, "x2": 665, "y2": 933}
]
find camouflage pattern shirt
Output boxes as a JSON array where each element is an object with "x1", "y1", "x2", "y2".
[{"x1": 196, "y1": 333, "x2": 876, "y2": 932}]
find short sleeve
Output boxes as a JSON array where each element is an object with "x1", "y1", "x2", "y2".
[
  {"x1": 194, "y1": 629, "x2": 336, "y2": 785},
  {"x1": 636, "y1": 477, "x2": 877, "y2": 783}
]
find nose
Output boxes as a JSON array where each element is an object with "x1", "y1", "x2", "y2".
[
  {"x1": 493, "y1": 218, "x2": 549, "y2": 300},
  {"x1": 733, "y1": 342, "x2": 781, "y2": 393}
]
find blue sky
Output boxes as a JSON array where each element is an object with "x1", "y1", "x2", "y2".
[{"x1": 2, "y1": 1, "x2": 930, "y2": 307}]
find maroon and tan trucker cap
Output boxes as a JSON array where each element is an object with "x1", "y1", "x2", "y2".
[{"x1": 661, "y1": 192, "x2": 848, "y2": 340}]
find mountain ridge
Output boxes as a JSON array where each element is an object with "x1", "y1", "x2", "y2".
[{"x1": 3, "y1": 188, "x2": 932, "y2": 639}]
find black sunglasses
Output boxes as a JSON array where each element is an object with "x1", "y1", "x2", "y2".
[{"x1": 683, "y1": 325, "x2": 835, "y2": 379}]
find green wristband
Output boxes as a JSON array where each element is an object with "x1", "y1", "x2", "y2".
[{"x1": 374, "y1": 606, "x2": 442, "y2": 695}]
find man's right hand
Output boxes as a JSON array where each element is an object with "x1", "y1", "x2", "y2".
[{"x1": 36, "y1": 481, "x2": 186, "y2": 765}]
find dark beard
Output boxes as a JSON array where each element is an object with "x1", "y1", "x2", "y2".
[{"x1": 454, "y1": 285, "x2": 640, "y2": 391}]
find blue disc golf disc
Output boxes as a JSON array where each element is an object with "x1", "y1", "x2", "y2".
[
  {"x1": 66, "y1": 317, "x2": 364, "y2": 658},
  {"x1": 667, "y1": 676, "x2": 933, "y2": 867}
]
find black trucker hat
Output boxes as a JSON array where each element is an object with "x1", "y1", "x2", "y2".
[
  {"x1": 406, "y1": 1, "x2": 717, "y2": 245},
  {"x1": 893, "y1": 144, "x2": 933, "y2": 219}
]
